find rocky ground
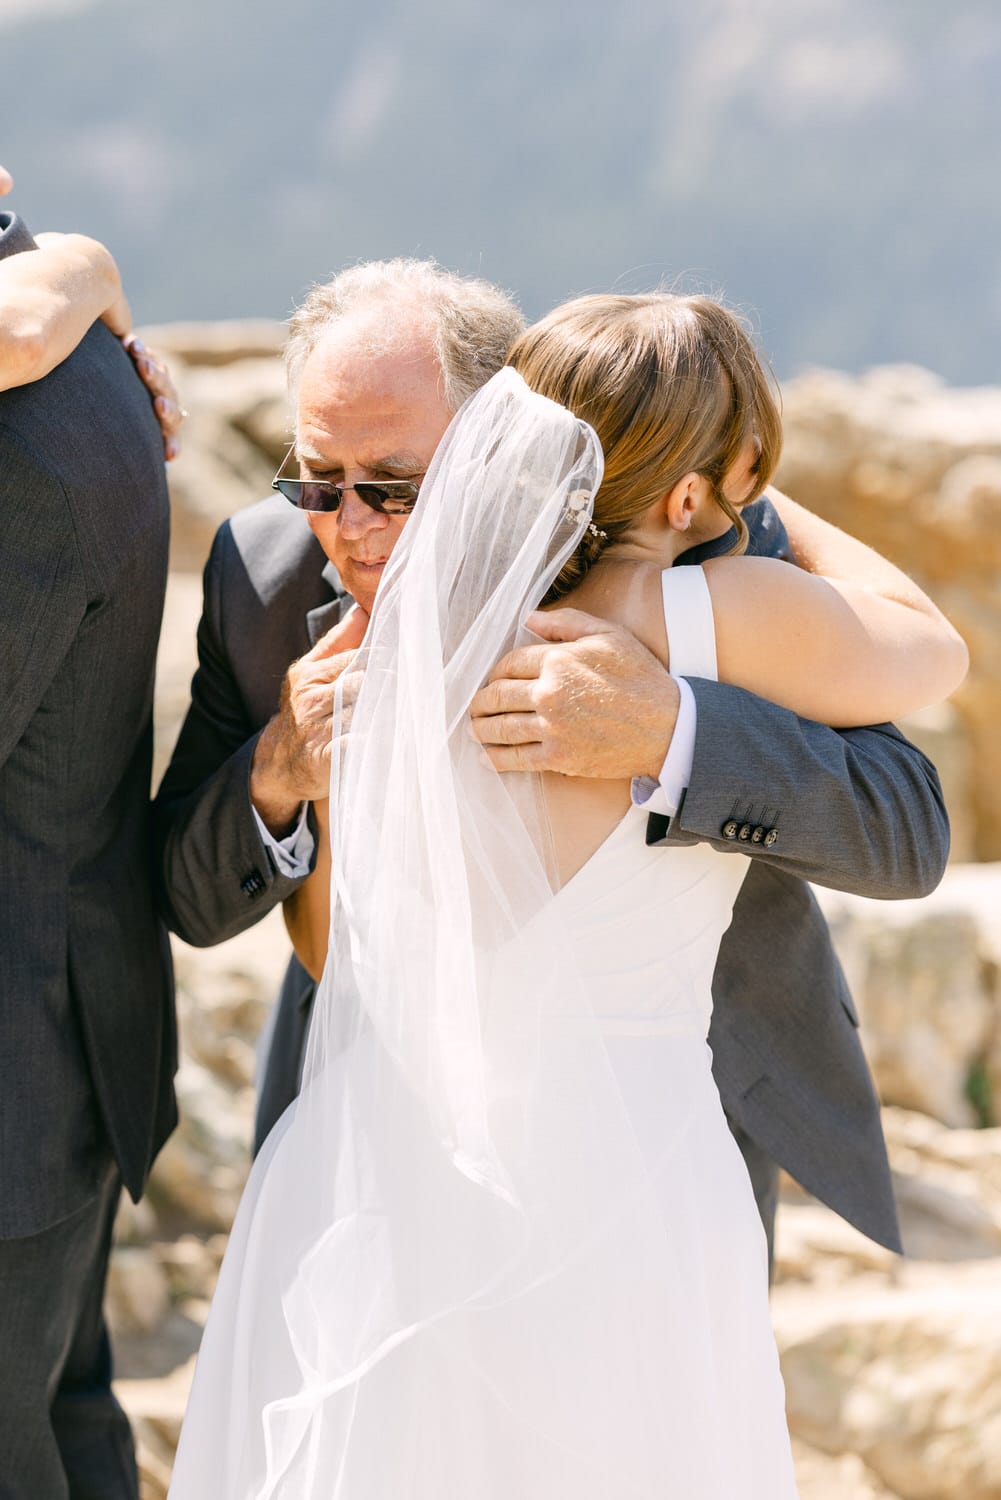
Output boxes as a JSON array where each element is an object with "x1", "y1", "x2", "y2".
[{"x1": 116, "y1": 329, "x2": 1001, "y2": 1497}]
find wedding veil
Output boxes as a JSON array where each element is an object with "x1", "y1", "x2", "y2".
[{"x1": 168, "y1": 368, "x2": 712, "y2": 1499}]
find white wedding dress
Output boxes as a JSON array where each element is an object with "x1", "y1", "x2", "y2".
[{"x1": 168, "y1": 371, "x2": 798, "y2": 1499}]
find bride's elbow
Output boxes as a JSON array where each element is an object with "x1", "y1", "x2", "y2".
[
  {"x1": 895, "y1": 603, "x2": 970, "y2": 709},
  {"x1": 933, "y1": 623, "x2": 970, "y2": 701},
  {"x1": 847, "y1": 621, "x2": 970, "y2": 727},
  {"x1": 898, "y1": 625, "x2": 970, "y2": 718}
]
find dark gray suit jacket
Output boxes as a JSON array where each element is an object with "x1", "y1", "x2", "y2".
[
  {"x1": 154, "y1": 494, "x2": 949, "y2": 1255},
  {"x1": 0, "y1": 213, "x2": 176, "y2": 1239}
]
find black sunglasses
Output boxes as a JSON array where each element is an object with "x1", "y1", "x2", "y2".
[{"x1": 271, "y1": 444, "x2": 421, "y2": 515}]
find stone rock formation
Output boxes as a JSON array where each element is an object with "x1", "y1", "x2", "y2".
[
  {"x1": 816, "y1": 865, "x2": 1001, "y2": 1128},
  {"x1": 777, "y1": 365, "x2": 1001, "y2": 861}
]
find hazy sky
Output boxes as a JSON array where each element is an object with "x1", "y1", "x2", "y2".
[
  {"x1": 4, "y1": 0, "x2": 998, "y2": 382},
  {"x1": 0, "y1": 0, "x2": 98, "y2": 23}
]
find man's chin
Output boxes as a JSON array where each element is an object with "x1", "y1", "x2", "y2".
[{"x1": 345, "y1": 559, "x2": 385, "y2": 607}]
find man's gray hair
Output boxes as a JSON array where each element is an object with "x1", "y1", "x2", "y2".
[{"x1": 285, "y1": 258, "x2": 526, "y2": 412}]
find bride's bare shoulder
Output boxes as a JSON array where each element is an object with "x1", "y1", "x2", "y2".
[{"x1": 550, "y1": 559, "x2": 670, "y2": 666}]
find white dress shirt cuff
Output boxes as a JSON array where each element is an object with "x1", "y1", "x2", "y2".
[
  {"x1": 252, "y1": 801, "x2": 315, "y2": 879},
  {"x1": 630, "y1": 675, "x2": 698, "y2": 818}
]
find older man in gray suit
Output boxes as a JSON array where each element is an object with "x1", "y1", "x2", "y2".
[
  {"x1": 154, "y1": 259, "x2": 949, "y2": 1269},
  {"x1": 0, "y1": 207, "x2": 176, "y2": 1500}
]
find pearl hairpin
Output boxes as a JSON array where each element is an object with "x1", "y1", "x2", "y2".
[{"x1": 564, "y1": 491, "x2": 608, "y2": 540}]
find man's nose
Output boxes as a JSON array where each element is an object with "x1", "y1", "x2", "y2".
[{"x1": 337, "y1": 489, "x2": 390, "y2": 538}]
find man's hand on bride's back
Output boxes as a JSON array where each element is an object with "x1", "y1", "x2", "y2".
[
  {"x1": 469, "y1": 608, "x2": 679, "y2": 780},
  {"x1": 250, "y1": 607, "x2": 369, "y2": 834}
]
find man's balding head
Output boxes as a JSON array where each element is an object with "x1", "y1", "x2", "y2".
[{"x1": 285, "y1": 258, "x2": 525, "y2": 413}]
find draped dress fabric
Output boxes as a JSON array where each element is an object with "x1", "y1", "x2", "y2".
[
  {"x1": 534, "y1": 566, "x2": 798, "y2": 1494},
  {"x1": 472, "y1": 564, "x2": 799, "y2": 1497},
  {"x1": 167, "y1": 373, "x2": 798, "y2": 1500}
]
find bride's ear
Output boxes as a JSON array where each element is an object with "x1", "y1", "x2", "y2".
[{"x1": 661, "y1": 472, "x2": 705, "y2": 534}]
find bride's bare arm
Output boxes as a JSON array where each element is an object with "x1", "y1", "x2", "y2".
[
  {"x1": 698, "y1": 495, "x2": 968, "y2": 726},
  {"x1": 283, "y1": 799, "x2": 331, "y2": 983},
  {"x1": 592, "y1": 491, "x2": 967, "y2": 728},
  {"x1": 0, "y1": 232, "x2": 130, "y2": 389}
]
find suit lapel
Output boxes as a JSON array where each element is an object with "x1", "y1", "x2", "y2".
[
  {"x1": 0, "y1": 212, "x2": 38, "y2": 262},
  {"x1": 306, "y1": 560, "x2": 353, "y2": 646}
]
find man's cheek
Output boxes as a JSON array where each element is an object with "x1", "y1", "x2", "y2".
[{"x1": 306, "y1": 514, "x2": 341, "y2": 562}]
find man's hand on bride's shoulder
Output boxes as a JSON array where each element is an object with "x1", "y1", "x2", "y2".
[
  {"x1": 469, "y1": 607, "x2": 679, "y2": 780},
  {"x1": 250, "y1": 608, "x2": 369, "y2": 834}
]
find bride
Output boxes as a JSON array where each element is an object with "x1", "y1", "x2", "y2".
[{"x1": 168, "y1": 293, "x2": 966, "y2": 1499}]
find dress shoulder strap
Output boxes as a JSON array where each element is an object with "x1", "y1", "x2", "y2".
[{"x1": 661, "y1": 566, "x2": 718, "y2": 681}]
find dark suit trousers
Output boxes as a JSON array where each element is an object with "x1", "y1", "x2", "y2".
[
  {"x1": 253, "y1": 957, "x2": 314, "y2": 1157},
  {"x1": 0, "y1": 1159, "x2": 138, "y2": 1500}
]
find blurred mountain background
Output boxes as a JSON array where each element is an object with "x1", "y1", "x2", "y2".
[{"x1": 3, "y1": 0, "x2": 999, "y2": 381}]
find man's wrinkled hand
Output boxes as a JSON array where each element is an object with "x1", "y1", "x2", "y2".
[
  {"x1": 468, "y1": 608, "x2": 680, "y2": 779},
  {"x1": 250, "y1": 607, "x2": 369, "y2": 834}
]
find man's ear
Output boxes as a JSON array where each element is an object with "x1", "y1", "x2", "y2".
[{"x1": 662, "y1": 471, "x2": 705, "y2": 533}]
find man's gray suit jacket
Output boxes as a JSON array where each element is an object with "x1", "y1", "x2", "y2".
[
  {"x1": 154, "y1": 494, "x2": 950, "y2": 1255},
  {"x1": 0, "y1": 213, "x2": 177, "y2": 1240}
]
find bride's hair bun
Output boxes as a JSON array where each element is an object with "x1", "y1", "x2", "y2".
[{"x1": 507, "y1": 292, "x2": 782, "y2": 602}]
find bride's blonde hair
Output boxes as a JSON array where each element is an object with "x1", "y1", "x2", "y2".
[{"x1": 506, "y1": 293, "x2": 782, "y2": 601}]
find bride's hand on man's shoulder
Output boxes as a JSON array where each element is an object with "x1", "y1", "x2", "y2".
[{"x1": 120, "y1": 335, "x2": 186, "y2": 461}]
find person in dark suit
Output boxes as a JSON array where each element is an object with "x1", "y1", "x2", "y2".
[
  {"x1": 0, "y1": 199, "x2": 177, "y2": 1500},
  {"x1": 153, "y1": 260, "x2": 951, "y2": 1273}
]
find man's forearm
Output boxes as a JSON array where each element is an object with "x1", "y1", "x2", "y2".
[
  {"x1": 153, "y1": 736, "x2": 314, "y2": 947},
  {"x1": 656, "y1": 679, "x2": 949, "y2": 899},
  {"x1": 250, "y1": 717, "x2": 308, "y2": 837},
  {"x1": 671, "y1": 494, "x2": 951, "y2": 895}
]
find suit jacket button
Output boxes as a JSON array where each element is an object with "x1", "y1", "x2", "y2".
[
  {"x1": 738, "y1": 822, "x2": 753, "y2": 841},
  {"x1": 750, "y1": 825, "x2": 765, "y2": 844},
  {"x1": 241, "y1": 869, "x2": 266, "y2": 899},
  {"x1": 721, "y1": 820, "x2": 739, "y2": 839},
  {"x1": 763, "y1": 828, "x2": 779, "y2": 847}
]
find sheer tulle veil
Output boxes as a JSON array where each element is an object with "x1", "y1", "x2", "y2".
[{"x1": 168, "y1": 369, "x2": 723, "y2": 1499}]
